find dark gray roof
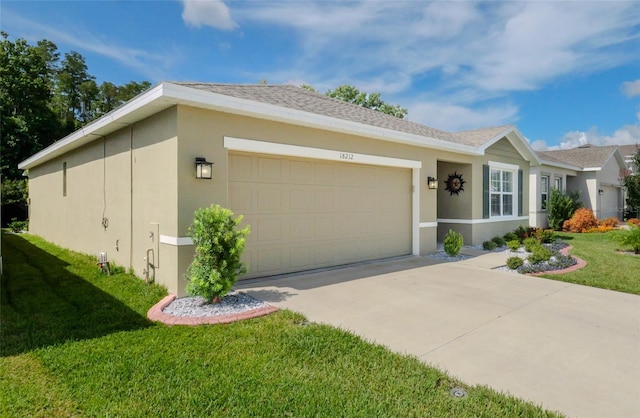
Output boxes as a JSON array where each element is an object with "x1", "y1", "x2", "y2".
[
  {"x1": 173, "y1": 82, "x2": 512, "y2": 147},
  {"x1": 537, "y1": 145, "x2": 619, "y2": 169}
]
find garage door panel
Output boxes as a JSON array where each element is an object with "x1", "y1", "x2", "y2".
[
  {"x1": 315, "y1": 188, "x2": 335, "y2": 211},
  {"x1": 257, "y1": 157, "x2": 283, "y2": 181},
  {"x1": 315, "y1": 216, "x2": 334, "y2": 238},
  {"x1": 229, "y1": 154, "x2": 253, "y2": 180},
  {"x1": 257, "y1": 188, "x2": 283, "y2": 211},
  {"x1": 256, "y1": 217, "x2": 284, "y2": 243},
  {"x1": 290, "y1": 188, "x2": 314, "y2": 210},
  {"x1": 290, "y1": 160, "x2": 315, "y2": 184},
  {"x1": 289, "y1": 244, "x2": 316, "y2": 268},
  {"x1": 256, "y1": 247, "x2": 283, "y2": 274},
  {"x1": 229, "y1": 152, "x2": 411, "y2": 279},
  {"x1": 229, "y1": 186, "x2": 253, "y2": 212}
]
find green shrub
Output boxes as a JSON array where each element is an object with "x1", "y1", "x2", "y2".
[
  {"x1": 528, "y1": 246, "x2": 552, "y2": 264},
  {"x1": 186, "y1": 205, "x2": 250, "y2": 303},
  {"x1": 612, "y1": 225, "x2": 640, "y2": 254},
  {"x1": 507, "y1": 240, "x2": 521, "y2": 251},
  {"x1": 506, "y1": 256, "x2": 524, "y2": 270},
  {"x1": 491, "y1": 236, "x2": 506, "y2": 247},
  {"x1": 514, "y1": 225, "x2": 537, "y2": 242},
  {"x1": 547, "y1": 189, "x2": 582, "y2": 230},
  {"x1": 503, "y1": 232, "x2": 518, "y2": 242},
  {"x1": 522, "y1": 237, "x2": 539, "y2": 253},
  {"x1": 482, "y1": 240, "x2": 497, "y2": 251},
  {"x1": 534, "y1": 229, "x2": 556, "y2": 244},
  {"x1": 8, "y1": 218, "x2": 28, "y2": 233},
  {"x1": 443, "y1": 229, "x2": 464, "y2": 256}
]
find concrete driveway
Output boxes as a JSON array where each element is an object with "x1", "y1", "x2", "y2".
[{"x1": 236, "y1": 253, "x2": 640, "y2": 418}]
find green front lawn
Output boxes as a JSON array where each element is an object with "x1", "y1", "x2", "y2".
[
  {"x1": 540, "y1": 232, "x2": 640, "y2": 295},
  {"x1": 1, "y1": 232, "x2": 560, "y2": 417}
]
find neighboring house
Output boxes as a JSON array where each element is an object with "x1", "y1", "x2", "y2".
[
  {"x1": 619, "y1": 144, "x2": 639, "y2": 173},
  {"x1": 19, "y1": 82, "x2": 539, "y2": 296},
  {"x1": 530, "y1": 145, "x2": 627, "y2": 228}
]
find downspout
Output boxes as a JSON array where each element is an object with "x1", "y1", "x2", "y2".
[{"x1": 129, "y1": 125, "x2": 134, "y2": 270}]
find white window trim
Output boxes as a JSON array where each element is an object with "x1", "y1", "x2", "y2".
[
  {"x1": 554, "y1": 176, "x2": 563, "y2": 192},
  {"x1": 541, "y1": 175, "x2": 549, "y2": 211},
  {"x1": 488, "y1": 161, "x2": 519, "y2": 218}
]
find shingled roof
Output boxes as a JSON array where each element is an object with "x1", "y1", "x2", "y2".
[
  {"x1": 173, "y1": 82, "x2": 509, "y2": 148},
  {"x1": 20, "y1": 81, "x2": 539, "y2": 171},
  {"x1": 537, "y1": 145, "x2": 619, "y2": 169}
]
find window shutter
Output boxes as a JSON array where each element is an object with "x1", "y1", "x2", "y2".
[
  {"x1": 483, "y1": 164, "x2": 490, "y2": 219},
  {"x1": 518, "y1": 169, "x2": 523, "y2": 217}
]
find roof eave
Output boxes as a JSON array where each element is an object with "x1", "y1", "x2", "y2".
[
  {"x1": 539, "y1": 159, "x2": 583, "y2": 171},
  {"x1": 19, "y1": 81, "x2": 484, "y2": 171},
  {"x1": 160, "y1": 82, "x2": 481, "y2": 155}
]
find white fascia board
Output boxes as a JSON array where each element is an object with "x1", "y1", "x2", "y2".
[
  {"x1": 18, "y1": 84, "x2": 168, "y2": 170},
  {"x1": 161, "y1": 82, "x2": 481, "y2": 156},
  {"x1": 478, "y1": 126, "x2": 542, "y2": 165},
  {"x1": 582, "y1": 167, "x2": 602, "y2": 172}
]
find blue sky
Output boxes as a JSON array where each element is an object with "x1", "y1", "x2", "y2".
[{"x1": 3, "y1": 1, "x2": 640, "y2": 150}]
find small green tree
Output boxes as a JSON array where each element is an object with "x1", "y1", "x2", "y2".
[
  {"x1": 443, "y1": 229, "x2": 464, "y2": 256},
  {"x1": 186, "y1": 205, "x2": 250, "y2": 303},
  {"x1": 547, "y1": 189, "x2": 582, "y2": 230}
]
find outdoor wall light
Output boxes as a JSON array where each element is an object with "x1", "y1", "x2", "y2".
[
  {"x1": 598, "y1": 189, "x2": 604, "y2": 195},
  {"x1": 428, "y1": 176, "x2": 438, "y2": 189},
  {"x1": 195, "y1": 157, "x2": 213, "y2": 179}
]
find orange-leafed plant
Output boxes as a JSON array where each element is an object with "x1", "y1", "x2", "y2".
[
  {"x1": 585, "y1": 225, "x2": 614, "y2": 233},
  {"x1": 627, "y1": 218, "x2": 640, "y2": 226},
  {"x1": 563, "y1": 208, "x2": 599, "y2": 232},
  {"x1": 599, "y1": 217, "x2": 620, "y2": 228}
]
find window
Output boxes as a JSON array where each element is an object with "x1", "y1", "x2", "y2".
[
  {"x1": 541, "y1": 176, "x2": 549, "y2": 210},
  {"x1": 554, "y1": 177, "x2": 562, "y2": 192},
  {"x1": 62, "y1": 162, "x2": 67, "y2": 197},
  {"x1": 490, "y1": 168, "x2": 514, "y2": 216}
]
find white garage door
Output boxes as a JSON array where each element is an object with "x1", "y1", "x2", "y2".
[
  {"x1": 229, "y1": 152, "x2": 412, "y2": 279},
  {"x1": 600, "y1": 186, "x2": 621, "y2": 220}
]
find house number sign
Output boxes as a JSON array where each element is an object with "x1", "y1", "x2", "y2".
[{"x1": 339, "y1": 152, "x2": 355, "y2": 160}]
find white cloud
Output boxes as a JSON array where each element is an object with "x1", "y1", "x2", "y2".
[
  {"x1": 224, "y1": 1, "x2": 640, "y2": 136},
  {"x1": 403, "y1": 99, "x2": 519, "y2": 133},
  {"x1": 181, "y1": 0, "x2": 237, "y2": 31},
  {"x1": 622, "y1": 80, "x2": 640, "y2": 97},
  {"x1": 231, "y1": 1, "x2": 639, "y2": 96},
  {"x1": 543, "y1": 125, "x2": 640, "y2": 150}
]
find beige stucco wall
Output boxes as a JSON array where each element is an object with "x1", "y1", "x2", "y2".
[
  {"x1": 28, "y1": 107, "x2": 181, "y2": 294},
  {"x1": 436, "y1": 138, "x2": 530, "y2": 245},
  {"x1": 28, "y1": 129, "x2": 133, "y2": 270}
]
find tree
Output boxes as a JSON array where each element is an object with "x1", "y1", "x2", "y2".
[
  {"x1": 325, "y1": 85, "x2": 408, "y2": 119},
  {"x1": 94, "y1": 80, "x2": 151, "y2": 117},
  {"x1": 620, "y1": 145, "x2": 640, "y2": 219},
  {"x1": 54, "y1": 51, "x2": 98, "y2": 130},
  {"x1": 0, "y1": 32, "x2": 61, "y2": 180}
]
